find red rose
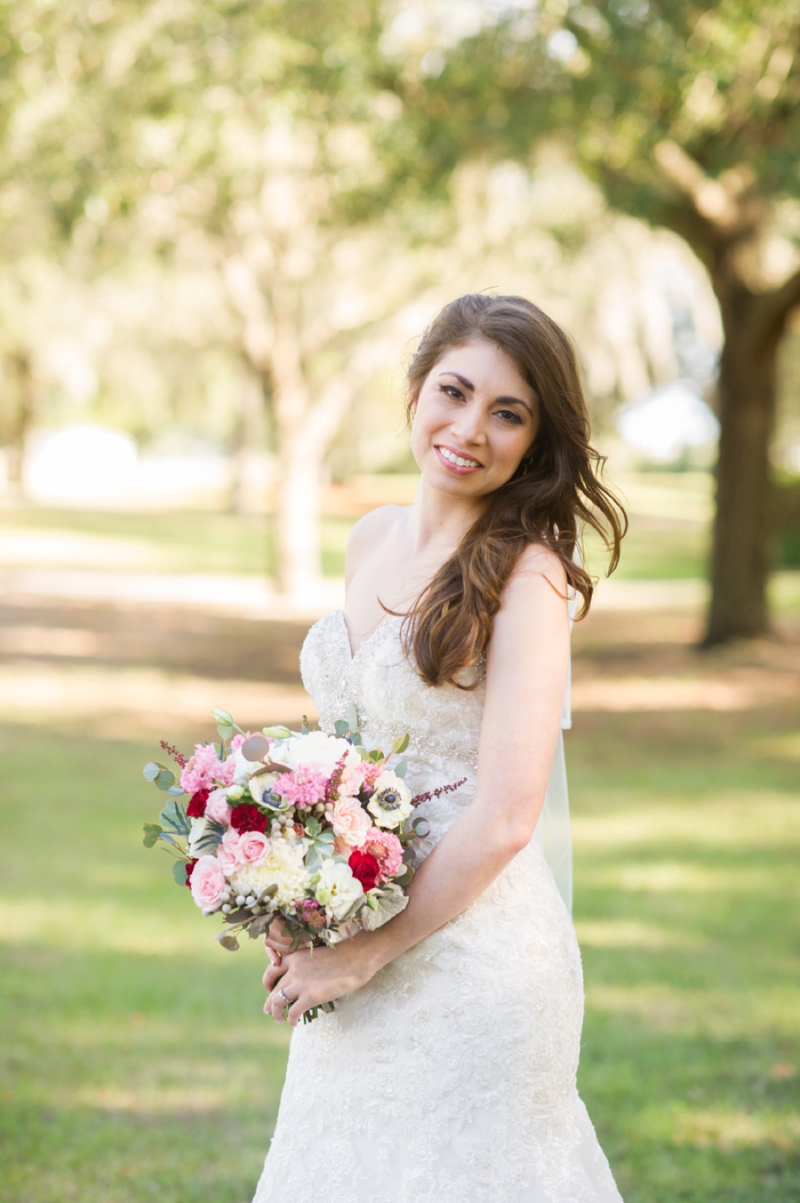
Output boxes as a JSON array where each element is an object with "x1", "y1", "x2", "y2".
[
  {"x1": 349, "y1": 850, "x2": 380, "y2": 892},
  {"x1": 185, "y1": 858, "x2": 198, "y2": 888},
  {"x1": 186, "y1": 789, "x2": 209, "y2": 818},
  {"x1": 230, "y1": 803, "x2": 268, "y2": 834}
]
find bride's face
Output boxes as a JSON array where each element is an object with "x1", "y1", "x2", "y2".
[{"x1": 410, "y1": 338, "x2": 538, "y2": 499}]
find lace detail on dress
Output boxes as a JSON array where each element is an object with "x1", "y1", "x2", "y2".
[{"x1": 254, "y1": 611, "x2": 623, "y2": 1203}]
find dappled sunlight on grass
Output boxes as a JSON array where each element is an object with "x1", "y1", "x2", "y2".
[{"x1": 574, "y1": 919, "x2": 705, "y2": 949}]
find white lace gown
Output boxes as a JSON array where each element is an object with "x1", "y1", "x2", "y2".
[{"x1": 252, "y1": 610, "x2": 623, "y2": 1203}]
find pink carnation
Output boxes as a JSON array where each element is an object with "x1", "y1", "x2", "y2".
[
  {"x1": 273, "y1": 766, "x2": 328, "y2": 809},
  {"x1": 361, "y1": 829, "x2": 404, "y2": 881},
  {"x1": 180, "y1": 743, "x2": 233, "y2": 795},
  {"x1": 189, "y1": 854, "x2": 226, "y2": 913}
]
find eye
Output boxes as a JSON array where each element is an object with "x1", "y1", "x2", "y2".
[
  {"x1": 439, "y1": 383, "x2": 464, "y2": 401},
  {"x1": 495, "y1": 409, "x2": 523, "y2": 424}
]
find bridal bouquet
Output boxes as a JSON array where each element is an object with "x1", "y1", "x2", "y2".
[{"x1": 142, "y1": 707, "x2": 436, "y2": 1016}]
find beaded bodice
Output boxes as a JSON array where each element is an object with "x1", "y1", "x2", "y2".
[{"x1": 300, "y1": 609, "x2": 484, "y2": 847}]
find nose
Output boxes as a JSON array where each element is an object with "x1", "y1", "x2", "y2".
[{"x1": 450, "y1": 400, "x2": 486, "y2": 446}]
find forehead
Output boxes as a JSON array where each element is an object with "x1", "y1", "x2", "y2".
[{"x1": 432, "y1": 340, "x2": 535, "y2": 401}]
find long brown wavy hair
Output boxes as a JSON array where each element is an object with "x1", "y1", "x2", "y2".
[{"x1": 400, "y1": 293, "x2": 626, "y2": 688}]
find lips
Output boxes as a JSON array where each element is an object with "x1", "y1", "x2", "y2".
[{"x1": 435, "y1": 444, "x2": 483, "y2": 470}]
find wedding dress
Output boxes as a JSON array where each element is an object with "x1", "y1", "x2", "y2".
[{"x1": 252, "y1": 609, "x2": 623, "y2": 1203}]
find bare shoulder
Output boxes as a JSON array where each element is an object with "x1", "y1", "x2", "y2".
[
  {"x1": 503, "y1": 542, "x2": 568, "y2": 605},
  {"x1": 345, "y1": 504, "x2": 406, "y2": 585}
]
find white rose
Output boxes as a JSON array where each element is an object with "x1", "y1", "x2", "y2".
[
  {"x1": 314, "y1": 859, "x2": 364, "y2": 920},
  {"x1": 188, "y1": 816, "x2": 209, "y2": 857},
  {"x1": 366, "y1": 771, "x2": 413, "y2": 829},
  {"x1": 271, "y1": 730, "x2": 360, "y2": 777}
]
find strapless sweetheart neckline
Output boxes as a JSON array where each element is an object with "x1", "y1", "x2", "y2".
[{"x1": 334, "y1": 608, "x2": 403, "y2": 662}]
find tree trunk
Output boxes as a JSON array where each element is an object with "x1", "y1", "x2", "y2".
[
  {"x1": 704, "y1": 284, "x2": 779, "y2": 644},
  {"x1": 6, "y1": 352, "x2": 35, "y2": 499},
  {"x1": 271, "y1": 289, "x2": 325, "y2": 597}
]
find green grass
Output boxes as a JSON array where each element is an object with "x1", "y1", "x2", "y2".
[
  {"x1": 0, "y1": 469, "x2": 714, "y2": 583},
  {"x1": 0, "y1": 506, "x2": 354, "y2": 579},
  {"x1": 1, "y1": 730, "x2": 291, "y2": 1203},
  {"x1": 2, "y1": 703, "x2": 799, "y2": 1202}
]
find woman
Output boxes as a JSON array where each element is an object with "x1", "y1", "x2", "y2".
[{"x1": 255, "y1": 294, "x2": 626, "y2": 1203}]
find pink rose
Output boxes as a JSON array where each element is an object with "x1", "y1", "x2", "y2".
[
  {"x1": 238, "y1": 830, "x2": 270, "y2": 866},
  {"x1": 205, "y1": 788, "x2": 232, "y2": 826},
  {"x1": 189, "y1": 854, "x2": 226, "y2": 913},
  {"x1": 217, "y1": 829, "x2": 244, "y2": 875},
  {"x1": 331, "y1": 795, "x2": 372, "y2": 847},
  {"x1": 337, "y1": 762, "x2": 366, "y2": 797}
]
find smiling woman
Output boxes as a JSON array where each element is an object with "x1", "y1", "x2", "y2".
[{"x1": 252, "y1": 294, "x2": 628, "y2": 1203}]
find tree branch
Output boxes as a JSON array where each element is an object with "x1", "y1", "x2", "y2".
[
  {"x1": 765, "y1": 262, "x2": 800, "y2": 329},
  {"x1": 653, "y1": 141, "x2": 758, "y2": 246}
]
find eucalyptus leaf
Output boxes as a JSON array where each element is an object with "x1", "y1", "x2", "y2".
[
  {"x1": 333, "y1": 719, "x2": 348, "y2": 737},
  {"x1": 347, "y1": 703, "x2": 359, "y2": 733},
  {"x1": 142, "y1": 762, "x2": 162, "y2": 783},
  {"x1": 216, "y1": 933, "x2": 240, "y2": 952},
  {"x1": 154, "y1": 767, "x2": 176, "y2": 791},
  {"x1": 394, "y1": 760, "x2": 407, "y2": 778},
  {"x1": 395, "y1": 864, "x2": 414, "y2": 886},
  {"x1": 142, "y1": 823, "x2": 162, "y2": 848},
  {"x1": 412, "y1": 816, "x2": 431, "y2": 838},
  {"x1": 248, "y1": 914, "x2": 271, "y2": 939},
  {"x1": 242, "y1": 734, "x2": 271, "y2": 762},
  {"x1": 158, "y1": 832, "x2": 179, "y2": 847},
  {"x1": 166, "y1": 784, "x2": 185, "y2": 796},
  {"x1": 172, "y1": 860, "x2": 188, "y2": 886}
]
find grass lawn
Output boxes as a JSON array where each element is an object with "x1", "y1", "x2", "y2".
[
  {"x1": 1, "y1": 468, "x2": 714, "y2": 582},
  {"x1": 2, "y1": 698, "x2": 798, "y2": 1202}
]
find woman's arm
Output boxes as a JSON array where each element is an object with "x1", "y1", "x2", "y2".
[{"x1": 265, "y1": 545, "x2": 570, "y2": 1023}]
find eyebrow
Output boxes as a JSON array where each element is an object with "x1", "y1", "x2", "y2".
[{"x1": 438, "y1": 371, "x2": 534, "y2": 415}]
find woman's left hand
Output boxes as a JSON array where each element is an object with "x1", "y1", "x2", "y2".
[{"x1": 263, "y1": 935, "x2": 379, "y2": 1026}]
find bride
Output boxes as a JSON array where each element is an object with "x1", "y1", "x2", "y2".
[{"x1": 255, "y1": 294, "x2": 626, "y2": 1203}]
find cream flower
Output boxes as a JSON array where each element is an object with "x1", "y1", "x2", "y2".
[
  {"x1": 230, "y1": 837, "x2": 308, "y2": 908},
  {"x1": 272, "y1": 730, "x2": 360, "y2": 777},
  {"x1": 314, "y1": 859, "x2": 364, "y2": 920},
  {"x1": 366, "y1": 771, "x2": 413, "y2": 829}
]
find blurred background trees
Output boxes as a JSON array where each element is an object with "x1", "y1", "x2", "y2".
[
  {"x1": 1, "y1": 0, "x2": 799, "y2": 628},
  {"x1": 388, "y1": 0, "x2": 800, "y2": 642}
]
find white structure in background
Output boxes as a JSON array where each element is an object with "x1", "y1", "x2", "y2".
[
  {"x1": 616, "y1": 379, "x2": 719, "y2": 464},
  {"x1": 26, "y1": 424, "x2": 138, "y2": 504}
]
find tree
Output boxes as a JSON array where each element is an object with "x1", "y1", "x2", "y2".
[
  {"x1": 392, "y1": 0, "x2": 800, "y2": 643},
  {"x1": 3, "y1": 0, "x2": 424, "y2": 595}
]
